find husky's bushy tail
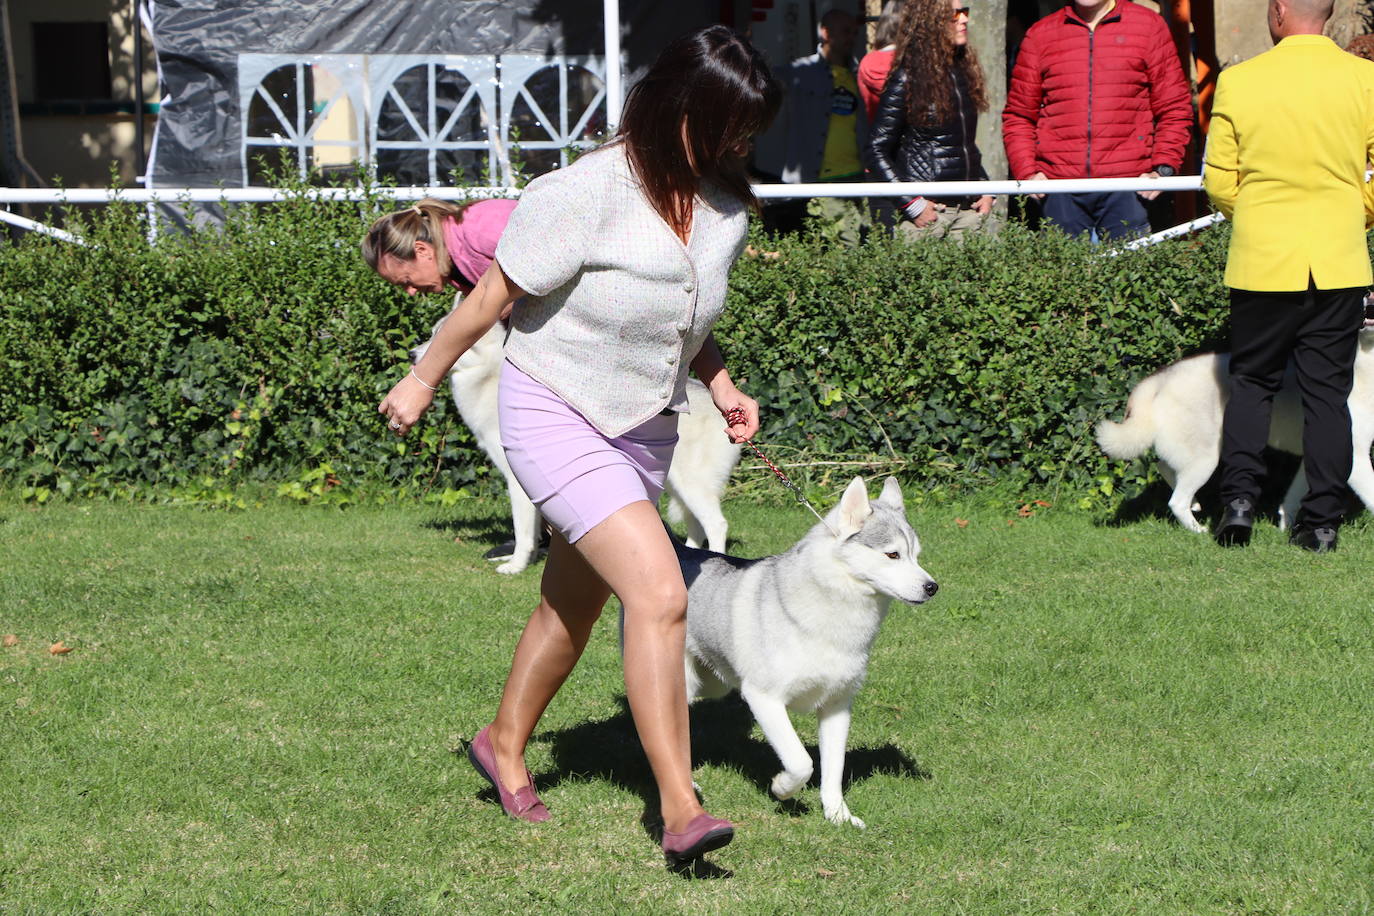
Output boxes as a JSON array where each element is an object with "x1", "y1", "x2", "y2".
[{"x1": 1095, "y1": 372, "x2": 1164, "y2": 459}]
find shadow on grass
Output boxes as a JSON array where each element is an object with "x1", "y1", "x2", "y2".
[
  {"x1": 422, "y1": 508, "x2": 513, "y2": 552},
  {"x1": 1098, "y1": 450, "x2": 1308, "y2": 530},
  {"x1": 496, "y1": 693, "x2": 927, "y2": 877},
  {"x1": 421, "y1": 506, "x2": 739, "y2": 569},
  {"x1": 1099, "y1": 479, "x2": 1189, "y2": 529}
]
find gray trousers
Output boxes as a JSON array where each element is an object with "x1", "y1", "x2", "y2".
[{"x1": 894, "y1": 204, "x2": 999, "y2": 242}]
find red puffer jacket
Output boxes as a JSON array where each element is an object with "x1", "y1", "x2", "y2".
[{"x1": 1002, "y1": 1, "x2": 1194, "y2": 180}]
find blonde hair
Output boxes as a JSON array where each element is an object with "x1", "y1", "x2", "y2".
[{"x1": 359, "y1": 197, "x2": 477, "y2": 278}]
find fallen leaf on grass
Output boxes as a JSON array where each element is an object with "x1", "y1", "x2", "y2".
[
  {"x1": 816, "y1": 868, "x2": 836, "y2": 878},
  {"x1": 49, "y1": 641, "x2": 73, "y2": 655},
  {"x1": 1017, "y1": 504, "x2": 1035, "y2": 518},
  {"x1": 955, "y1": 518, "x2": 970, "y2": 528},
  {"x1": 1034, "y1": 499, "x2": 1052, "y2": 508},
  {"x1": 2, "y1": 634, "x2": 17, "y2": 647}
]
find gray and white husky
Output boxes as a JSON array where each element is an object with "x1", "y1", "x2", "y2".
[
  {"x1": 677, "y1": 476, "x2": 938, "y2": 828},
  {"x1": 1095, "y1": 330, "x2": 1374, "y2": 532},
  {"x1": 412, "y1": 316, "x2": 741, "y2": 574}
]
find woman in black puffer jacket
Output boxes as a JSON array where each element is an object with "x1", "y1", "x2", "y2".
[{"x1": 867, "y1": 0, "x2": 995, "y2": 240}]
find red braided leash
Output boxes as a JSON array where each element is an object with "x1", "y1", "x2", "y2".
[{"x1": 725, "y1": 407, "x2": 836, "y2": 533}]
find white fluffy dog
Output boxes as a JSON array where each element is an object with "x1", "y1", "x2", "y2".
[{"x1": 1096, "y1": 330, "x2": 1374, "y2": 531}]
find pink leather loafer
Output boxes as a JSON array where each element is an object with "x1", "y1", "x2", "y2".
[
  {"x1": 467, "y1": 725, "x2": 550, "y2": 823},
  {"x1": 662, "y1": 813, "x2": 734, "y2": 864}
]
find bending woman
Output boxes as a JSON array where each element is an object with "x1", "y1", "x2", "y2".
[
  {"x1": 868, "y1": 0, "x2": 995, "y2": 240},
  {"x1": 375, "y1": 26, "x2": 780, "y2": 866},
  {"x1": 362, "y1": 196, "x2": 516, "y2": 297}
]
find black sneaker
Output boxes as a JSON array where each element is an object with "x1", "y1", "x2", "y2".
[
  {"x1": 1214, "y1": 497, "x2": 1255, "y2": 547},
  {"x1": 1289, "y1": 524, "x2": 1338, "y2": 553}
]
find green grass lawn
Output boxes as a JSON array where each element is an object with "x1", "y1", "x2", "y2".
[{"x1": 2, "y1": 490, "x2": 1373, "y2": 914}]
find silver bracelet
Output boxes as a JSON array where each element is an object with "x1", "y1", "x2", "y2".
[{"x1": 410, "y1": 369, "x2": 440, "y2": 392}]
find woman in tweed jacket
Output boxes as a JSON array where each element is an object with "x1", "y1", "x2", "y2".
[{"x1": 378, "y1": 26, "x2": 780, "y2": 864}]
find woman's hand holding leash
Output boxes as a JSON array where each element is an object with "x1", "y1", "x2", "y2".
[
  {"x1": 690, "y1": 332, "x2": 758, "y2": 441},
  {"x1": 714, "y1": 385, "x2": 759, "y2": 442}
]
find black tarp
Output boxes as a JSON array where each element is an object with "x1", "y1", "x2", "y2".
[{"x1": 143, "y1": 0, "x2": 715, "y2": 189}]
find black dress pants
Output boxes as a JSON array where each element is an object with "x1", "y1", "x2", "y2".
[{"x1": 1218, "y1": 284, "x2": 1364, "y2": 528}]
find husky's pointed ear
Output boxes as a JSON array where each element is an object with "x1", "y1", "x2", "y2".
[
  {"x1": 835, "y1": 476, "x2": 872, "y2": 537},
  {"x1": 877, "y1": 476, "x2": 904, "y2": 511}
]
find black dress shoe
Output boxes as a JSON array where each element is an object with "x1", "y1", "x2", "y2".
[
  {"x1": 1289, "y1": 524, "x2": 1339, "y2": 553},
  {"x1": 482, "y1": 537, "x2": 520, "y2": 561},
  {"x1": 482, "y1": 527, "x2": 552, "y2": 561},
  {"x1": 1214, "y1": 497, "x2": 1255, "y2": 547}
]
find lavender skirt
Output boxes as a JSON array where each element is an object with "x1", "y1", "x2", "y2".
[{"x1": 498, "y1": 360, "x2": 678, "y2": 544}]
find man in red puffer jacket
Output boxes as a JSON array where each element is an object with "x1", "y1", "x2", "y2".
[{"x1": 1002, "y1": 0, "x2": 1194, "y2": 241}]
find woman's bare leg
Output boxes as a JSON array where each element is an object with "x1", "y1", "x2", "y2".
[
  {"x1": 571, "y1": 500, "x2": 704, "y2": 834},
  {"x1": 485, "y1": 500, "x2": 705, "y2": 833},
  {"x1": 486, "y1": 531, "x2": 612, "y2": 794}
]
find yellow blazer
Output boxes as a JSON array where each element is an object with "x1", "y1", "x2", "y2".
[{"x1": 1203, "y1": 35, "x2": 1374, "y2": 292}]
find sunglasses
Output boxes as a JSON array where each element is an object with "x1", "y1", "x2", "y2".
[{"x1": 953, "y1": 6, "x2": 971, "y2": 18}]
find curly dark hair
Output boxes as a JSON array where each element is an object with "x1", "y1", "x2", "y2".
[
  {"x1": 891, "y1": 0, "x2": 987, "y2": 127},
  {"x1": 1347, "y1": 34, "x2": 1374, "y2": 61}
]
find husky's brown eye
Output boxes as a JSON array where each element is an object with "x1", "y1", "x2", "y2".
[{"x1": 885, "y1": 551, "x2": 900, "y2": 559}]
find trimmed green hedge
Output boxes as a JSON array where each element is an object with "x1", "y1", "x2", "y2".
[
  {"x1": 0, "y1": 189, "x2": 1234, "y2": 504},
  {"x1": 719, "y1": 221, "x2": 1231, "y2": 501}
]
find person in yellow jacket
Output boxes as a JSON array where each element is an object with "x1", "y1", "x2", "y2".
[{"x1": 1203, "y1": 0, "x2": 1374, "y2": 553}]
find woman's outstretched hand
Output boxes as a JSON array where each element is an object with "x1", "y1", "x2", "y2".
[{"x1": 379, "y1": 372, "x2": 438, "y2": 437}]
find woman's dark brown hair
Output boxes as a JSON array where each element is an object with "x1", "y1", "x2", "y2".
[
  {"x1": 891, "y1": 0, "x2": 988, "y2": 128},
  {"x1": 617, "y1": 25, "x2": 781, "y2": 237}
]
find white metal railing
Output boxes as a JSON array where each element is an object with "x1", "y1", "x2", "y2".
[
  {"x1": 0, "y1": 176, "x2": 1222, "y2": 252},
  {"x1": 0, "y1": 175, "x2": 1204, "y2": 204}
]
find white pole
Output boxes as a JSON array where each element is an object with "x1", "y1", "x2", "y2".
[
  {"x1": 0, "y1": 187, "x2": 521, "y2": 203},
  {"x1": 0, "y1": 176, "x2": 1205, "y2": 205},
  {"x1": 751, "y1": 176, "x2": 1205, "y2": 198},
  {"x1": 0, "y1": 209, "x2": 88, "y2": 245},
  {"x1": 1113, "y1": 212, "x2": 1226, "y2": 253},
  {"x1": 603, "y1": 0, "x2": 622, "y2": 134}
]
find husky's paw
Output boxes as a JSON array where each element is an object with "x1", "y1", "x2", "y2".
[
  {"x1": 495, "y1": 557, "x2": 531, "y2": 575},
  {"x1": 770, "y1": 767, "x2": 812, "y2": 800},
  {"x1": 1169, "y1": 504, "x2": 1207, "y2": 534},
  {"x1": 823, "y1": 801, "x2": 865, "y2": 829}
]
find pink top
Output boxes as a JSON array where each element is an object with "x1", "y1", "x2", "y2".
[{"x1": 443, "y1": 198, "x2": 518, "y2": 289}]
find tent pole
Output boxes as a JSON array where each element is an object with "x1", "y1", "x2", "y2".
[{"x1": 604, "y1": 0, "x2": 622, "y2": 134}]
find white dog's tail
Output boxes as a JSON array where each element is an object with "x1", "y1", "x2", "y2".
[{"x1": 1095, "y1": 373, "x2": 1163, "y2": 460}]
